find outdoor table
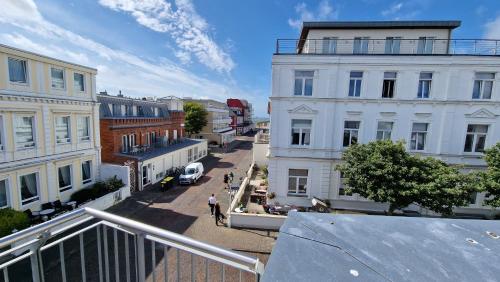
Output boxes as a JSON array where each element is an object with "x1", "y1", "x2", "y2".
[{"x1": 40, "y1": 208, "x2": 55, "y2": 221}]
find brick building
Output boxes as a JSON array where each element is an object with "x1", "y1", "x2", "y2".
[
  {"x1": 227, "y1": 98, "x2": 254, "y2": 135},
  {"x1": 98, "y1": 93, "x2": 207, "y2": 191}
]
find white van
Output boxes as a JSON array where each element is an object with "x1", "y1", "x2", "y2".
[{"x1": 179, "y1": 162, "x2": 204, "y2": 185}]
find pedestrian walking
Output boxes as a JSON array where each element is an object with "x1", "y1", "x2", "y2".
[
  {"x1": 214, "y1": 202, "x2": 225, "y2": 226},
  {"x1": 208, "y1": 194, "x2": 216, "y2": 217},
  {"x1": 229, "y1": 171, "x2": 234, "y2": 181}
]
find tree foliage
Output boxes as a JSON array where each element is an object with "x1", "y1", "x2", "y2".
[
  {"x1": 183, "y1": 102, "x2": 208, "y2": 135},
  {"x1": 337, "y1": 140, "x2": 478, "y2": 215},
  {"x1": 478, "y1": 143, "x2": 500, "y2": 208}
]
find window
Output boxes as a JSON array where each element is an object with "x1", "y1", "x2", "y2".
[
  {"x1": 122, "y1": 135, "x2": 129, "y2": 153},
  {"x1": 82, "y1": 160, "x2": 92, "y2": 184},
  {"x1": 348, "y1": 71, "x2": 363, "y2": 97},
  {"x1": 15, "y1": 116, "x2": 35, "y2": 149},
  {"x1": 51, "y1": 67, "x2": 65, "y2": 89},
  {"x1": 151, "y1": 132, "x2": 156, "y2": 144},
  {"x1": 338, "y1": 172, "x2": 352, "y2": 197},
  {"x1": 417, "y1": 37, "x2": 434, "y2": 54},
  {"x1": 0, "y1": 179, "x2": 9, "y2": 208},
  {"x1": 125, "y1": 105, "x2": 133, "y2": 116},
  {"x1": 385, "y1": 37, "x2": 401, "y2": 54},
  {"x1": 137, "y1": 106, "x2": 144, "y2": 116},
  {"x1": 8, "y1": 57, "x2": 27, "y2": 83},
  {"x1": 77, "y1": 116, "x2": 90, "y2": 141},
  {"x1": 410, "y1": 123, "x2": 428, "y2": 151},
  {"x1": 353, "y1": 37, "x2": 369, "y2": 54},
  {"x1": 56, "y1": 116, "x2": 71, "y2": 144},
  {"x1": 194, "y1": 147, "x2": 199, "y2": 160},
  {"x1": 418, "y1": 72, "x2": 433, "y2": 98},
  {"x1": 58, "y1": 165, "x2": 72, "y2": 192},
  {"x1": 472, "y1": 73, "x2": 494, "y2": 99},
  {"x1": 322, "y1": 37, "x2": 337, "y2": 54},
  {"x1": 19, "y1": 172, "x2": 39, "y2": 205},
  {"x1": 291, "y1": 119, "x2": 311, "y2": 146},
  {"x1": 294, "y1": 71, "x2": 314, "y2": 96},
  {"x1": 130, "y1": 134, "x2": 136, "y2": 148},
  {"x1": 173, "y1": 130, "x2": 178, "y2": 140},
  {"x1": 188, "y1": 149, "x2": 193, "y2": 162},
  {"x1": 376, "y1": 121, "x2": 393, "y2": 140},
  {"x1": 74, "y1": 73, "x2": 85, "y2": 92},
  {"x1": 0, "y1": 116, "x2": 4, "y2": 151},
  {"x1": 382, "y1": 72, "x2": 397, "y2": 98},
  {"x1": 464, "y1": 124, "x2": 488, "y2": 153},
  {"x1": 165, "y1": 130, "x2": 169, "y2": 140},
  {"x1": 343, "y1": 121, "x2": 360, "y2": 147},
  {"x1": 288, "y1": 169, "x2": 308, "y2": 196},
  {"x1": 469, "y1": 192, "x2": 478, "y2": 205},
  {"x1": 112, "y1": 104, "x2": 122, "y2": 116}
]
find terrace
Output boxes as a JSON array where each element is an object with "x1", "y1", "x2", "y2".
[
  {"x1": 0, "y1": 208, "x2": 264, "y2": 282},
  {"x1": 275, "y1": 38, "x2": 500, "y2": 56}
]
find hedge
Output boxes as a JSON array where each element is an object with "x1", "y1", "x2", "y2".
[
  {"x1": 70, "y1": 176, "x2": 124, "y2": 205},
  {"x1": 0, "y1": 209, "x2": 30, "y2": 237}
]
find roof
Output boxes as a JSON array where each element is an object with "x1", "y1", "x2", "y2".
[
  {"x1": 299, "y1": 20, "x2": 461, "y2": 42},
  {"x1": 263, "y1": 212, "x2": 500, "y2": 282},
  {"x1": 116, "y1": 139, "x2": 202, "y2": 161}
]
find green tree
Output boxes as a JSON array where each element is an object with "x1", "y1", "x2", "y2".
[
  {"x1": 479, "y1": 143, "x2": 500, "y2": 208},
  {"x1": 337, "y1": 140, "x2": 425, "y2": 215},
  {"x1": 417, "y1": 158, "x2": 477, "y2": 216},
  {"x1": 183, "y1": 102, "x2": 208, "y2": 136}
]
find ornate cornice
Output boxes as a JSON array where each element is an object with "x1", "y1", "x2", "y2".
[{"x1": 0, "y1": 92, "x2": 95, "y2": 107}]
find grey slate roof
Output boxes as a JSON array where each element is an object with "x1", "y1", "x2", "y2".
[{"x1": 263, "y1": 212, "x2": 500, "y2": 282}]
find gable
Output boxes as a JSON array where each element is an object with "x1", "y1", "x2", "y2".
[
  {"x1": 466, "y1": 108, "x2": 497, "y2": 119},
  {"x1": 287, "y1": 104, "x2": 318, "y2": 114}
]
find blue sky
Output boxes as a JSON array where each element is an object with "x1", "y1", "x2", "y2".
[{"x1": 1, "y1": 0, "x2": 500, "y2": 117}]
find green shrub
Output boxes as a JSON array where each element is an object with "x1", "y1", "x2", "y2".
[
  {"x1": 0, "y1": 209, "x2": 30, "y2": 237},
  {"x1": 70, "y1": 176, "x2": 125, "y2": 205}
]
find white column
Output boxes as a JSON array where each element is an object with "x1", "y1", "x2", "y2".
[
  {"x1": 42, "y1": 105, "x2": 53, "y2": 155},
  {"x1": 46, "y1": 162, "x2": 58, "y2": 201}
]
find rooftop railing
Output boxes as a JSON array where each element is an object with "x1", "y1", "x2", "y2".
[
  {"x1": 0, "y1": 207, "x2": 264, "y2": 282},
  {"x1": 275, "y1": 38, "x2": 500, "y2": 56}
]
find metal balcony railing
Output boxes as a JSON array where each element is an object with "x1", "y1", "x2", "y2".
[
  {"x1": 275, "y1": 38, "x2": 500, "y2": 56},
  {"x1": 0, "y1": 208, "x2": 264, "y2": 282}
]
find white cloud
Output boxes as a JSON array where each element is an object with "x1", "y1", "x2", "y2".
[
  {"x1": 485, "y1": 15, "x2": 500, "y2": 39},
  {"x1": 381, "y1": 2, "x2": 403, "y2": 16},
  {"x1": 288, "y1": 0, "x2": 338, "y2": 30},
  {"x1": 98, "y1": 0, "x2": 235, "y2": 73},
  {"x1": 0, "y1": 0, "x2": 266, "y2": 115}
]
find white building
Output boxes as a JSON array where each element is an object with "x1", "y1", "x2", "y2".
[
  {"x1": 268, "y1": 21, "x2": 500, "y2": 217},
  {"x1": 0, "y1": 44, "x2": 101, "y2": 211}
]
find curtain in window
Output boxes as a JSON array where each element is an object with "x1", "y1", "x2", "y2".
[
  {"x1": 0, "y1": 180, "x2": 7, "y2": 207},
  {"x1": 78, "y1": 117, "x2": 90, "y2": 140},
  {"x1": 56, "y1": 117, "x2": 70, "y2": 142},
  {"x1": 21, "y1": 173, "x2": 37, "y2": 200},
  {"x1": 51, "y1": 68, "x2": 65, "y2": 88},
  {"x1": 82, "y1": 161, "x2": 91, "y2": 181},
  {"x1": 15, "y1": 116, "x2": 34, "y2": 147},
  {"x1": 74, "y1": 73, "x2": 84, "y2": 91},
  {"x1": 59, "y1": 166, "x2": 71, "y2": 188},
  {"x1": 8, "y1": 58, "x2": 26, "y2": 83}
]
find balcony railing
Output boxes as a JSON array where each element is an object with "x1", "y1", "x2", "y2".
[
  {"x1": 275, "y1": 38, "x2": 500, "y2": 56},
  {"x1": 0, "y1": 208, "x2": 264, "y2": 282},
  {"x1": 121, "y1": 138, "x2": 186, "y2": 156}
]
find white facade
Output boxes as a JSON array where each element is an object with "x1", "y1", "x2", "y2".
[{"x1": 268, "y1": 22, "x2": 500, "y2": 216}]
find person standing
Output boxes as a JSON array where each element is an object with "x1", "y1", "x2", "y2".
[
  {"x1": 214, "y1": 202, "x2": 225, "y2": 226},
  {"x1": 229, "y1": 171, "x2": 234, "y2": 182},
  {"x1": 208, "y1": 194, "x2": 216, "y2": 217}
]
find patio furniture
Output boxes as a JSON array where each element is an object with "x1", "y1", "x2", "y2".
[
  {"x1": 39, "y1": 208, "x2": 55, "y2": 221},
  {"x1": 24, "y1": 209, "x2": 41, "y2": 224},
  {"x1": 64, "y1": 201, "x2": 77, "y2": 210}
]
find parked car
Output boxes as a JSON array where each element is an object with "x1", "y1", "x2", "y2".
[{"x1": 179, "y1": 162, "x2": 204, "y2": 185}]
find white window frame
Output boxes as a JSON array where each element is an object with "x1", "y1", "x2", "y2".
[
  {"x1": 7, "y1": 56, "x2": 29, "y2": 85},
  {"x1": 77, "y1": 116, "x2": 91, "y2": 142},
  {"x1": 417, "y1": 72, "x2": 433, "y2": 98},
  {"x1": 82, "y1": 160, "x2": 93, "y2": 185},
  {"x1": 348, "y1": 71, "x2": 363, "y2": 97},
  {"x1": 287, "y1": 169, "x2": 309, "y2": 196},
  {"x1": 55, "y1": 116, "x2": 71, "y2": 144},
  {"x1": 382, "y1": 72, "x2": 397, "y2": 98},
  {"x1": 290, "y1": 119, "x2": 312, "y2": 147},
  {"x1": 353, "y1": 37, "x2": 370, "y2": 54},
  {"x1": 18, "y1": 172, "x2": 40, "y2": 206},
  {"x1": 0, "y1": 178, "x2": 10, "y2": 209},
  {"x1": 343, "y1": 120, "x2": 360, "y2": 147},
  {"x1": 463, "y1": 124, "x2": 489, "y2": 153},
  {"x1": 50, "y1": 67, "x2": 66, "y2": 90},
  {"x1": 0, "y1": 115, "x2": 4, "y2": 151},
  {"x1": 385, "y1": 37, "x2": 401, "y2": 54},
  {"x1": 122, "y1": 135, "x2": 129, "y2": 153},
  {"x1": 417, "y1": 37, "x2": 435, "y2": 54},
  {"x1": 58, "y1": 164, "x2": 73, "y2": 193},
  {"x1": 73, "y1": 72, "x2": 85, "y2": 92},
  {"x1": 410, "y1": 122, "x2": 429, "y2": 151},
  {"x1": 376, "y1": 121, "x2": 393, "y2": 141},
  {"x1": 293, "y1": 70, "x2": 314, "y2": 96},
  {"x1": 472, "y1": 72, "x2": 495, "y2": 99},
  {"x1": 14, "y1": 114, "x2": 36, "y2": 149}
]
